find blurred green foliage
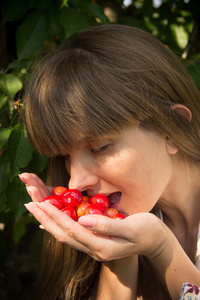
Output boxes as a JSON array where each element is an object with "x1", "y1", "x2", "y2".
[{"x1": 0, "y1": 0, "x2": 200, "y2": 295}]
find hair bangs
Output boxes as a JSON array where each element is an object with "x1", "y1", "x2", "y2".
[
  {"x1": 25, "y1": 33, "x2": 150, "y2": 158},
  {"x1": 24, "y1": 61, "x2": 123, "y2": 157}
]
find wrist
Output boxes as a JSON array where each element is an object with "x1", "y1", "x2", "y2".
[
  {"x1": 95, "y1": 255, "x2": 138, "y2": 300},
  {"x1": 139, "y1": 214, "x2": 170, "y2": 261},
  {"x1": 148, "y1": 220, "x2": 172, "y2": 262}
]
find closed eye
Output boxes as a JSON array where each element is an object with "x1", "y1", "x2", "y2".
[{"x1": 90, "y1": 144, "x2": 110, "y2": 155}]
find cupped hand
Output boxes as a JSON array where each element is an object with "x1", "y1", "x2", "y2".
[
  {"x1": 24, "y1": 200, "x2": 169, "y2": 262},
  {"x1": 19, "y1": 172, "x2": 52, "y2": 202}
]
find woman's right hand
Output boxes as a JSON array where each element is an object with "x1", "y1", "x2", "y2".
[{"x1": 19, "y1": 172, "x2": 52, "y2": 202}]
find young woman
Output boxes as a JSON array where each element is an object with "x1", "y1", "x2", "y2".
[{"x1": 20, "y1": 24, "x2": 200, "y2": 299}]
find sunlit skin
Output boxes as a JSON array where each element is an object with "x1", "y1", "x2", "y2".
[
  {"x1": 21, "y1": 124, "x2": 200, "y2": 255},
  {"x1": 20, "y1": 124, "x2": 200, "y2": 300},
  {"x1": 65, "y1": 126, "x2": 177, "y2": 217},
  {"x1": 66, "y1": 125, "x2": 200, "y2": 259}
]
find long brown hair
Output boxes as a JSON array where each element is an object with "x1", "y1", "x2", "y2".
[
  {"x1": 24, "y1": 24, "x2": 200, "y2": 299},
  {"x1": 25, "y1": 24, "x2": 200, "y2": 161},
  {"x1": 34, "y1": 157, "x2": 101, "y2": 300}
]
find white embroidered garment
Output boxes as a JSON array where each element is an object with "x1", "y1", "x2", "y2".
[{"x1": 196, "y1": 223, "x2": 200, "y2": 270}]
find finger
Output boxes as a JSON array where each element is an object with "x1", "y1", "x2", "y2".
[
  {"x1": 78, "y1": 214, "x2": 137, "y2": 241},
  {"x1": 19, "y1": 173, "x2": 50, "y2": 194},
  {"x1": 26, "y1": 185, "x2": 48, "y2": 202},
  {"x1": 36, "y1": 202, "x2": 106, "y2": 246},
  {"x1": 26, "y1": 202, "x2": 136, "y2": 260},
  {"x1": 19, "y1": 173, "x2": 52, "y2": 201},
  {"x1": 79, "y1": 213, "x2": 165, "y2": 257},
  {"x1": 25, "y1": 202, "x2": 98, "y2": 258},
  {"x1": 28, "y1": 202, "x2": 126, "y2": 259}
]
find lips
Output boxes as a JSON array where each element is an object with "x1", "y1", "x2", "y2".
[
  {"x1": 87, "y1": 191, "x2": 121, "y2": 208},
  {"x1": 108, "y1": 192, "x2": 121, "y2": 206}
]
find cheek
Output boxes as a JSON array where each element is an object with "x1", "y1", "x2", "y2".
[{"x1": 120, "y1": 154, "x2": 173, "y2": 213}]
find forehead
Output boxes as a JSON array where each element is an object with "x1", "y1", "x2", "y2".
[{"x1": 78, "y1": 133, "x2": 117, "y2": 144}]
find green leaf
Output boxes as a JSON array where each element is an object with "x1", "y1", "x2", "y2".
[
  {"x1": 0, "y1": 209, "x2": 14, "y2": 223},
  {"x1": 45, "y1": 1, "x2": 62, "y2": 37},
  {"x1": 7, "y1": 60, "x2": 30, "y2": 72},
  {"x1": 16, "y1": 10, "x2": 49, "y2": 60},
  {"x1": 0, "y1": 192, "x2": 7, "y2": 211},
  {"x1": 60, "y1": 0, "x2": 69, "y2": 9},
  {"x1": 25, "y1": 152, "x2": 48, "y2": 174},
  {"x1": 12, "y1": 221, "x2": 26, "y2": 244},
  {"x1": 1, "y1": 0, "x2": 30, "y2": 22},
  {"x1": 7, "y1": 123, "x2": 34, "y2": 180},
  {"x1": 0, "y1": 74, "x2": 23, "y2": 99},
  {"x1": 0, "y1": 128, "x2": 12, "y2": 149},
  {"x1": 0, "y1": 93, "x2": 8, "y2": 109},
  {"x1": 28, "y1": 0, "x2": 53, "y2": 10},
  {"x1": 12, "y1": 215, "x2": 35, "y2": 244},
  {"x1": 6, "y1": 177, "x2": 31, "y2": 220},
  {"x1": 60, "y1": 7, "x2": 89, "y2": 38},
  {"x1": 0, "y1": 155, "x2": 10, "y2": 196},
  {"x1": 77, "y1": 2, "x2": 108, "y2": 23},
  {"x1": 187, "y1": 63, "x2": 200, "y2": 90},
  {"x1": 169, "y1": 23, "x2": 189, "y2": 50}
]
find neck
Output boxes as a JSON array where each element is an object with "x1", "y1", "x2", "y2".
[
  {"x1": 158, "y1": 158, "x2": 200, "y2": 228},
  {"x1": 157, "y1": 158, "x2": 200, "y2": 261}
]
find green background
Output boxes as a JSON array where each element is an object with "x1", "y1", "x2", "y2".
[{"x1": 0, "y1": 0, "x2": 200, "y2": 298}]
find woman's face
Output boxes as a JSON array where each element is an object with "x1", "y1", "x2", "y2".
[{"x1": 65, "y1": 126, "x2": 175, "y2": 216}]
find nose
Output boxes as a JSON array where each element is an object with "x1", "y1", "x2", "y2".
[{"x1": 68, "y1": 158, "x2": 99, "y2": 192}]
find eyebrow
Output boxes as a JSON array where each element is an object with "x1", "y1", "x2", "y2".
[
  {"x1": 77, "y1": 136, "x2": 110, "y2": 145},
  {"x1": 77, "y1": 137, "x2": 92, "y2": 145}
]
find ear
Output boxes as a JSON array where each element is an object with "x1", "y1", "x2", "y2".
[
  {"x1": 166, "y1": 137, "x2": 179, "y2": 155},
  {"x1": 171, "y1": 104, "x2": 192, "y2": 122}
]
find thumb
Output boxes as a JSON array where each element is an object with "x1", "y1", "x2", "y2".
[{"x1": 78, "y1": 214, "x2": 131, "y2": 239}]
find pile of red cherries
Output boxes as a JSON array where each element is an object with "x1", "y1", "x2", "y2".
[{"x1": 42, "y1": 186, "x2": 126, "y2": 221}]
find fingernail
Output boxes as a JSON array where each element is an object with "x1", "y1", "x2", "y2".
[
  {"x1": 24, "y1": 202, "x2": 35, "y2": 214},
  {"x1": 18, "y1": 174, "x2": 27, "y2": 184},
  {"x1": 78, "y1": 216, "x2": 96, "y2": 229},
  {"x1": 39, "y1": 225, "x2": 45, "y2": 230}
]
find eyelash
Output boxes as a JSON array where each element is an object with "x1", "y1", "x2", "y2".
[
  {"x1": 90, "y1": 144, "x2": 110, "y2": 155},
  {"x1": 63, "y1": 144, "x2": 111, "y2": 160}
]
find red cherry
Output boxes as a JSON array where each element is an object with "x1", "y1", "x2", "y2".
[
  {"x1": 77, "y1": 202, "x2": 90, "y2": 217},
  {"x1": 82, "y1": 196, "x2": 90, "y2": 203},
  {"x1": 112, "y1": 213, "x2": 126, "y2": 220},
  {"x1": 90, "y1": 194, "x2": 110, "y2": 210},
  {"x1": 62, "y1": 206, "x2": 77, "y2": 220},
  {"x1": 105, "y1": 208, "x2": 118, "y2": 218},
  {"x1": 61, "y1": 189, "x2": 83, "y2": 207},
  {"x1": 52, "y1": 186, "x2": 68, "y2": 198},
  {"x1": 85, "y1": 204, "x2": 105, "y2": 215},
  {"x1": 42, "y1": 195, "x2": 63, "y2": 210}
]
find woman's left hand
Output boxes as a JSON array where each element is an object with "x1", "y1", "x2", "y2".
[
  {"x1": 25, "y1": 199, "x2": 200, "y2": 300},
  {"x1": 24, "y1": 200, "x2": 167, "y2": 261}
]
